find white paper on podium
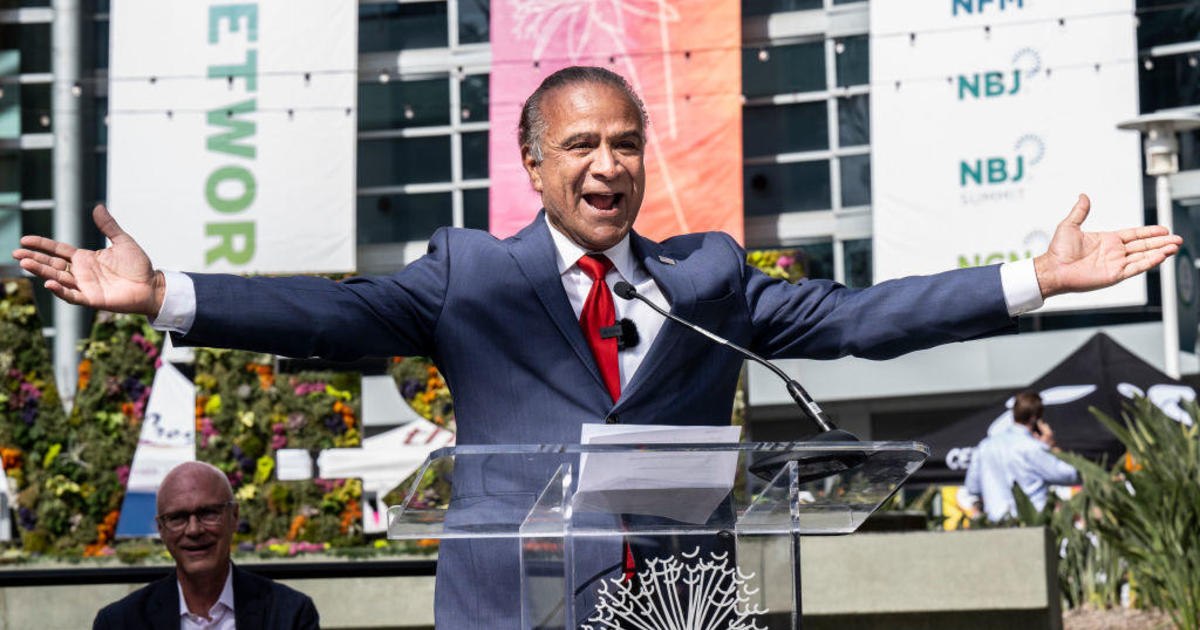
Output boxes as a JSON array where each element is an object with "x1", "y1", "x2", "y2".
[
  {"x1": 275, "y1": 449, "x2": 313, "y2": 481},
  {"x1": 575, "y1": 424, "x2": 741, "y2": 524}
]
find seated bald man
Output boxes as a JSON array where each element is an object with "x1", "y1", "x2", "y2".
[{"x1": 93, "y1": 462, "x2": 319, "y2": 630}]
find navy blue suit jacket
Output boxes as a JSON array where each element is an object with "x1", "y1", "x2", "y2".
[
  {"x1": 176, "y1": 213, "x2": 1015, "y2": 628},
  {"x1": 92, "y1": 566, "x2": 318, "y2": 630}
]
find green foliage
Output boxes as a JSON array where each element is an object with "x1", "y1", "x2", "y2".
[
  {"x1": 1055, "y1": 398, "x2": 1200, "y2": 630},
  {"x1": 746, "y1": 249, "x2": 807, "y2": 282}
]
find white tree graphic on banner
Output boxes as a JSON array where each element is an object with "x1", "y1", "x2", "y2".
[{"x1": 509, "y1": 0, "x2": 691, "y2": 233}]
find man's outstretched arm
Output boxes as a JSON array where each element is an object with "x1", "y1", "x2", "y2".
[{"x1": 11, "y1": 204, "x2": 166, "y2": 317}]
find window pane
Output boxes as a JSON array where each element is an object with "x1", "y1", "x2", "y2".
[
  {"x1": 742, "y1": 42, "x2": 825, "y2": 98},
  {"x1": 742, "y1": 0, "x2": 821, "y2": 17},
  {"x1": 743, "y1": 102, "x2": 827, "y2": 158},
  {"x1": 359, "y1": 78, "x2": 449, "y2": 131},
  {"x1": 459, "y1": 0, "x2": 489, "y2": 44},
  {"x1": 1139, "y1": 53, "x2": 1200, "y2": 113},
  {"x1": 837, "y1": 94, "x2": 870, "y2": 147},
  {"x1": 91, "y1": 17, "x2": 109, "y2": 70},
  {"x1": 92, "y1": 149, "x2": 106, "y2": 202},
  {"x1": 839, "y1": 153, "x2": 871, "y2": 207},
  {"x1": 8, "y1": 23, "x2": 50, "y2": 74},
  {"x1": 21, "y1": 82, "x2": 50, "y2": 133},
  {"x1": 835, "y1": 36, "x2": 868, "y2": 88},
  {"x1": 744, "y1": 161, "x2": 830, "y2": 214},
  {"x1": 1136, "y1": 2, "x2": 1200, "y2": 50},
  {"x1": 357, "y1": 192, "x2": 452, "y2": 243},
  {"x1": 95, "y1": 97, "x2": 108, "y2": 145},
  {"x1": 21, "y1": 149, "x2": 51, "y2": 199},
  {"x1": 795, "y1": 242, "x2": 833, "y2": 280},
  {"x1": 359, "y1": 3, "x2": 448, "y2": 52},
  {"x1": 358, "y1": 136, "x2": 451, "y2": 187},
  {"x1": 842, "y1": 238, "x2": 872, "y2": 288},
  {"x1": 464, "y1": 188, "x2": 488, "y2": 230},
  {"x1": 462, "y1": 131, "x2": 488, "y2": 180},
  {"x1": 461, "y1": 74, "x2": 489, "y2": 122}
]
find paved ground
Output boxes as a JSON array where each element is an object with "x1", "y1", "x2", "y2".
[{"x1": 1063, "y1": 606, "x2": 1175, "y2": 630}]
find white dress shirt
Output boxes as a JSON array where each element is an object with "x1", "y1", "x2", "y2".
[
  {"x1": 178, "y1": 566, "x2": 236, "y2": 629},
  {"x1": 964, "y1": 423, "x2": 1079, "y2": 521},
  {"x1": 150, "y1": 224, "x2": 1046, "y2": 374}
]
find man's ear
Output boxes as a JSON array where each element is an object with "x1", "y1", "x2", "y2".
[{"x1": 521, "y1": 146, "x2": 544, "y2": 193}]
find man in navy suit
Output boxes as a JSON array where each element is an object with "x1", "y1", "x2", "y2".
[
  {"x1": 15, "y1": 66, "x2": 1180, "y2": 628},
  {"x1": 93, "y1": 462, "x2": 318, "y2": 629}
]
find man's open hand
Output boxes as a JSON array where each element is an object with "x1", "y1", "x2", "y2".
[
  {"x1": 1034, "y1": 194, "x2": 1182, "y2": 298},
  {"x1": 11, "y1": 205, "x2": 165, "y2": 317}
]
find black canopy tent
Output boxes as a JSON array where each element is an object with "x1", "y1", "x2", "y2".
[{"x1": 908, "y1": 333, "x2": 1194, "y2": 485}]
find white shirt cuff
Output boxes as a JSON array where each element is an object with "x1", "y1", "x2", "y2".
[
  {"x1": 149, "y1": 270, "x2": 197, "y2": 334},
  {"x1": 999, "y1": 258, "x2": 1044, "y2": 316}
]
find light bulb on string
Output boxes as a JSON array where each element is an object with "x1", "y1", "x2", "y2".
[
  {"x1": 379, "y1": 70, "x2": 391, "y2": 84},
  {"x1": 40, "y1": 114, "x2": 50, "y2": 127},
  {"x1": 757, "y1": 48, "x2": 769, "y2": 62},
  {"x1": 1144, "y1": 58, "x2": 1154, "y2": 71},
  {"x1": 404, "y1": 105, "x2": 414, "y2": 120},
  {"x1": 71, "y1": 82, "x2": 82, "y2": 97},
  {"x1": 462, "y1": 108, "x2": 471, "y2": 120},
  {"x1": 1190, "y1": 57, "x2": 1198, "y2": 68},
  {"x1": 835, "y1": 41, "x2": 845, "y2": 55}
]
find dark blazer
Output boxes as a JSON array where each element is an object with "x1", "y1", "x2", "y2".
[
  {"x1": 92, "y1": 565, "x2": 318, "y2": 630},
  {"x1": 175, "y1": 213, "x2": 1015, "y2": 628}
]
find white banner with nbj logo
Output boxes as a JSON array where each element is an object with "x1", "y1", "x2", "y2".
[
  {"x1": 870, "y1": 0, "x2": 1143, "y2": 311},
  {"x1": 107, "y1": 0, "x2": 358, "y2": 274}
]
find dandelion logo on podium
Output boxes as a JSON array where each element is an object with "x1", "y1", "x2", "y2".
[{"x1": 582, "y1": 547, "x2": 769, "y2": 630}]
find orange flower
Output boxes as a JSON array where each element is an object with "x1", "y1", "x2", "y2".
[
  {"x1": 120, "y1": 402, "x2": 135, "y2": 419},
  {"x1": 287, "y1": 515, "x2": 308, "y2": 541},
  {"x1": 77, "y1": 359, "x2": 92, "y2": 391},
  {"x1": 340, "y1": 501, "x2": 363, "y2": 534},
  {"x1": 245, "y1": 364, "x2": 275, "y2": 390},
  {"x1": 416, "y1": 538, "x2": 439, "y2": 548},
  {"x1": 1124, "y1": 452, "x2": 1142, "y2": 473},
  {"x1": 195, "y1": 396, "x2": 209, "y2": 419},
  {"x1": 0, "y1": 447, "x2": 22, "y2": 470},
  {"x1": 392, "y1": 356, "x2": 404, "y2": 364},
  {"x1": 86, "y1": 509, "x2": 122, "y2": 555},
  {"x1": 426, "y1": 365, "x2": 438, "y2": 377}
]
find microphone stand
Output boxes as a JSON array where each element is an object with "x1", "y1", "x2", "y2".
[{"x1": 613, "y1": 281, "x2": 865, "y2": 481}]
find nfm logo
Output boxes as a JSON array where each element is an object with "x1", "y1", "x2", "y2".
[
  {"x1": 958, "y1": 48, "x2": 1041, "y2": 100},
  {"x1": 952, "y1": 0, "x2": 1024, "y2": 17},
  {"x1": 960, "y1": 134, "x2": 1044, "y2": 187}
]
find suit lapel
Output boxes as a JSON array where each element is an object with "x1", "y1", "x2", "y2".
[
  {"x1": 232, "y1": 566, "x2": 268, "y2": 629},
  {"x1": 507, "y1": 212, "x2": 609, "y2": 395},
  {"x1": 613, "y1": 232, "x2": 699, "y2": 411},
  {"x1": 145, "y1": 573, "x2": 182, "y2": 630}
]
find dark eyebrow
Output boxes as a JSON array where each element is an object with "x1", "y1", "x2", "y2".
[{"x1": 559, "y1": 132, "x2": 598, "y2": 147}]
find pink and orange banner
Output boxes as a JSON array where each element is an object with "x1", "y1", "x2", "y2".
[{"x1": 488, "y1": 0, "x2": 743, "y2": 244}]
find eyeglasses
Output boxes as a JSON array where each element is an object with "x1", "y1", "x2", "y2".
[{"x1": 156, "y1": 501, "x2": 235, "y2": 532}]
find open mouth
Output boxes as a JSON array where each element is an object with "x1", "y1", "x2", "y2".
[
  {"x1": 179, "y1": 542, "x2": 215, "y2": 554},
  {"x1": 583, "y1": 193, "x2": 623, "y2": 211}
]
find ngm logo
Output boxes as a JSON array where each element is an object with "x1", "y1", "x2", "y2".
[
  {"x1": 960, "y1": 134, "x2": 1045, "y2": 186},
  {"x1": 958, "y1": 48, "x2": 1041, "y2": 100},
  {"x1": 952, "y1": 0, "x2": 1024, "y2": 17}
]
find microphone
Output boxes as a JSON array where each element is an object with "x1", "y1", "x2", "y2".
[
  {"x1": 599, "y1": 318, "x2": 639, "y2": 350},
  {"x1": 613, "y1": 280, "x2": 864, "y2": 481}
]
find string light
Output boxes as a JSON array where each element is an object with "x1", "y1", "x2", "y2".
[
  {"x1": 757, "y1": 48, "x2": 769, "y2": 62},
  {"x1": 1190, "y1": 57, "x2": 1198, "y2": 68},
  {"x1": 71, "y1": 82, "x2": 82, "y2": 97},
  {"x1": 0, "y1": 87, "x2": 5, "y2": 99},
  {"x1": 378, "y1": 70, "x2": 390, "y2": 84},
  {"x1": 1144, "y1": 58, "x2": 1154, "y2": 70},
  {"x1": 835, "y1": 41, "x2": 845, "y2": 54},
  {"x1": 403, "y1": 105, "x2": 414, "y2": 120},
  {"x1": 39, "y1": 114, "x2": 50, "y2": 127}
]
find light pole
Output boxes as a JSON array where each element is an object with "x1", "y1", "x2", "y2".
[{"x1": 1118, "y1": 112, "x2": 1200, "y2": 379}]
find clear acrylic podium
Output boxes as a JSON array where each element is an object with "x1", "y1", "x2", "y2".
[{"x1": 388, "y1": 441, "x2": 928, "y2": 629}]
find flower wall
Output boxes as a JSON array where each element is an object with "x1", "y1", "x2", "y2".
[{"x1": 192, "y1": 348, "x2": 364, "y2": 549}]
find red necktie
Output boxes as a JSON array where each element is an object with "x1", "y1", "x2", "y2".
[
  {"x1": 577, "y1": 254, "x2": 620, "y2": 402},
  {"x1": 577, "y1": 255, "x2": 637, "y2": 581}
]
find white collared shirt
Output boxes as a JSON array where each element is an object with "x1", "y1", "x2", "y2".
[
  {"x1": 544, "y1": 216, "x2": 671, "y2": 393},
  {"x1": 178, "y1": 566, "x2": 236, "y2": 630}
]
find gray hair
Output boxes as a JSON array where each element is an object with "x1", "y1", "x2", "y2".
[{"x1": 518, "y1": 66, "x2": 648, "y2": 164}]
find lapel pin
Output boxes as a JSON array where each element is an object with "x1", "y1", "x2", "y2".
[{"x1": 658, "y1": 255, "x2": 676, "y2": 265}]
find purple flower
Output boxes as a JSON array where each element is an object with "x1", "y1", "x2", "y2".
[
  {"x1": 238, "y1": 541, "x2": 255, "y2": 552},
  {"x1": 324, "y1": 415, "x2": 346, "y2": 435},
  {"x1": 123, "y1": 377, "x2": 146, "y2": 401},
  {"x1": 19, "y1": 382, "x2": 42, "y2": 401},
  {"x1": 116, "y1": 464, "x2": 130, "y2": 486},
  {"x1": 777, "y1": 255, "x2": 795, "y2": 268},
  {"x1": 231, "y1": 445, "x2": 244, "y2": 459},
  {"x1": 272, "y1": 423, "x2": 286, "y2": 435},
  {"x1": 238, "y1": 455, "x2": 255, "y2": 472},
  {"x1": 21, "y1": 401, "x2": 37, "y2": 426},
  {"x1": 401, "y1": 379, "x2": 423, "y2": 400},
  {"x1": 238, "y1": 519, "x2": 251, "y2": 534},
  {"x1": 18, "y1": 507, "x2": 36, "y2": 531},
  {"x1": 271, "y1": 435, "x2": 287, "y2": 450},
  {"x1": 286, "y1": 413, "x2": 307, "y2": 430}
]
